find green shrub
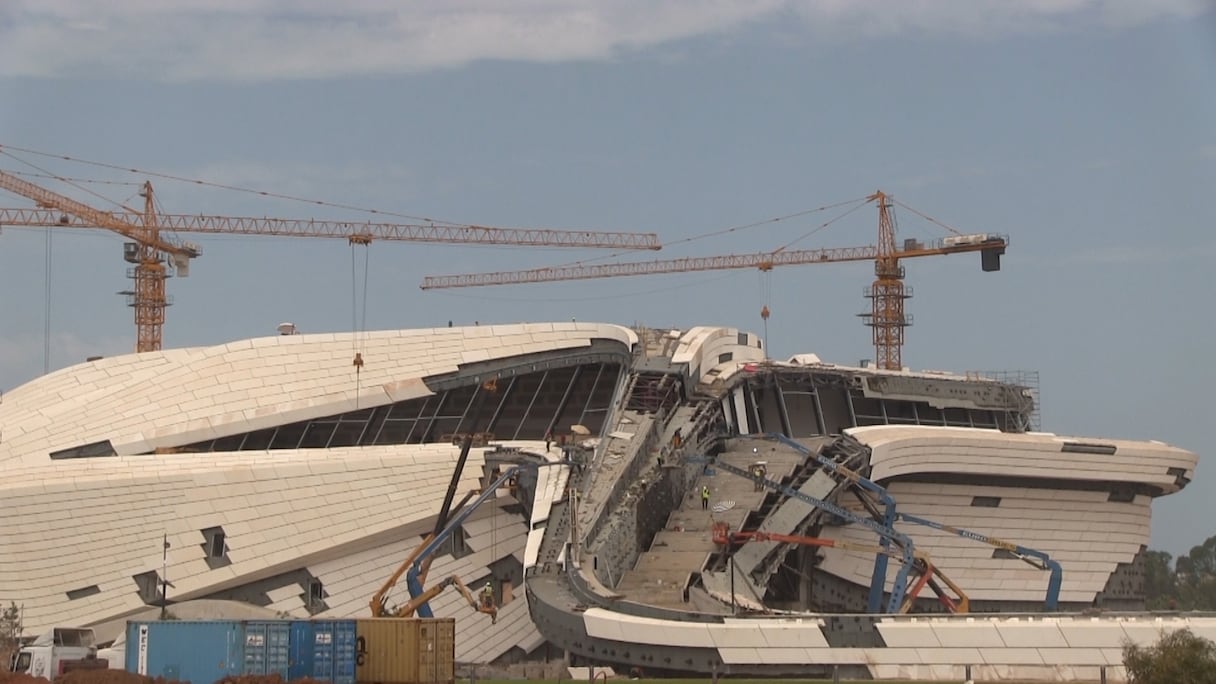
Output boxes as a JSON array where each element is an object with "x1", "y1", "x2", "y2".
[{"x1": 1123, "y1": 627, "x2": 1216, "y2": 683}]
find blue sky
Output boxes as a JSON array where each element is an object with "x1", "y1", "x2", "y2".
[{"x1": 1, "y1": 1, "x2": 1213, "y2": 558}]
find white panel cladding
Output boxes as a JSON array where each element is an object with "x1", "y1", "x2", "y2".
[
  {"x1": 994, "y1": 622, "x2": 1070, "y2": 648},
  {"x1": 930, "y1": 620, "x2": 1006, "y2": 647},
  {"x1": 670, "y1": 326, "x2": 764, "y2": 385},
  {"x1": 732, "y1": 387, "x2": 750, "y2": 434},
  {"x1": 720, "y1": 397, "x2": 735, "y2": 432},
  {"x1": 582, "y1": 608, "x2": 715, "y2": 648},
  {"x1": 706, "y1": 623, "x2": 769, "y2": 648},
  {"x1": 876, "y1": 620, "x2": 943, "y2": 648},
  {"x1": 848, "y1": 424, "x2": 1197, "y2": 495},
  {"x1": 523, "y1": 528, "x2": 546, "y2": 569},
  {"x1": 755, "y1": 619, "x2": 830, "y2": 648},
  {"x1": 1058, "y1": 621, "x2": 1140, "y2": 648}
]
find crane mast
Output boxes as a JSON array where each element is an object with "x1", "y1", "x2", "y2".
[
  {"x1": 0, "y1": 168, "x2": 661, "y2": 352},
  {"x1": 861, "y1": 190, "x2": 909, "y2": 370},
  {"x1": 133, "y1": 181, "x2": 167, "y2": 354}
]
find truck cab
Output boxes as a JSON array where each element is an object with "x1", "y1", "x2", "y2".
[{"x1": 8, "y1": 627, "x2": 107, "y2": 678}]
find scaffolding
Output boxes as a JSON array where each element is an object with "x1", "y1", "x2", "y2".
[{"x1": 967, "y1": 369, "x2": 1041, "y2": 432}]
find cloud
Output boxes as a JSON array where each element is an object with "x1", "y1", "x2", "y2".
[{"x1": 0, "y1": 1, "x2": 1209, "y2": 82}]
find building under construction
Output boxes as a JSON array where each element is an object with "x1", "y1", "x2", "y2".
[{"x1": 0, "y1": 321, "x2": 1202, "y2": 682}]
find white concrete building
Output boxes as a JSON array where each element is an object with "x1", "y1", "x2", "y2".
[{"x1": 0, "y1": 322, "x2": 1203, "y2": 680}]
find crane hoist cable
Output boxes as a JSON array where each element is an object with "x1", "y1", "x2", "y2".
[
  {"x1": 1, "y1": 143, "x2": 468, "y2": 227},
  {"x1": 350, "y1": 236, "x2": 372, "y2": 404},
  {"x1": 758, "y1": 266, "x2": 772, "y2": 359},
  {"x1": 43, "y1": 229, "x2": 52, "y2": 375}
]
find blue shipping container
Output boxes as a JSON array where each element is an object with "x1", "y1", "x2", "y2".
[
  {"x1": 289, "y1": 620, "x2": 356, "y2": 684},
  {"x1": 243, "y1": 621, "x2": 291, "y2": 679},
  {"x1": 126, "y1": 620, "x2": 244, "y2": 684}
]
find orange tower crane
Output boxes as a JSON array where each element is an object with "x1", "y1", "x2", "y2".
[
  {"x1": 0, "y1": 169, "x2": 661, "y2": 352},
  {"x1": 420, "y1": 191, "x2": 1007, "y2": 370}
]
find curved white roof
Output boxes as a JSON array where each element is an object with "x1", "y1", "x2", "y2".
[
  {"x1": 848, "y1": 425, "x2": 1196, "y2": 494},
  {"x1": 0, "y1": 322, "x2": 633, "y2": 662},
  {"x1": 0, "y1": 322, "x2": 636, "y2": 466}
]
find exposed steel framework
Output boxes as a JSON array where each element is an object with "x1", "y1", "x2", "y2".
[
  {"x1": 0, "y1": 169, "x2": 661, "y2": 353},
  {"x1": 420, "y1": 191, "x2": 1008, "y2": 370}
]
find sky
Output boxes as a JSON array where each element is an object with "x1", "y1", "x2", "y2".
[{"x1": 0, "y1": 1, "x2": 1214, "y2": 558}]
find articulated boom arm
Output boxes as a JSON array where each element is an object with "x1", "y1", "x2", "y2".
[
  {"x1": 389, "y1": 574, "x2": 497, "y2": 623},
  {"x1": 713, "y1": 522, "x2": 968, "y2": 613},
  {"x1": 687, "y1": 452, "x2": 917, "y2": 613},
  {"x1": 747, "y1": 433, "x2": 1062, "y2": 611},
  {"x1": 401, "y1": 462, "x2": 564, "y2": 619},
  {"x1": 894, "y1": 512, "x2": 1063, "y2": 610}
]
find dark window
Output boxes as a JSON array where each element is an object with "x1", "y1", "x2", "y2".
[
  {"x1": 269, "y1": 423, "x2": 307, "y2": 450},
  {"x1": 213, "y1": 434, "x2": 245, "y2": 452},
  {"x1": 717, "y1": 352, "x2": 733, "y2": 364},
  {"x1": 374, "y1": 419, "x2": 413, "y2": 445},
  {"x1": 737, "y1": 332, "x2": 748, "y2": 345},
  {"x1": 971, "y1": 496, "x2": 1002, "y2": 508},
  {"x1": 299, "y1": 421, "x2": 337, "y2": 448},
  {"x1": 330, "y1": 421, "x2": 369, "y2": 447},
  {"x1": 201, "y1": 526, "x2": 231, "y2": 569},
  {"x1": 302, "y1": 577, "x2": 329, "y2": 615},
  {"x1": 991, "y1": 548, "x2": 1018, "y2": 560},
  {"x1": 242, "y1": 429, "x2": 275, "y2": 451},
  {"x1": 170, "y1": 362, "x2": 624, "y2": 453},
  {"x1": 1108, "y1": 490, "x2": 1136, "y2": 503},
  {"x1": 201, "y1": 527, "x2": 225, "y2": 557},
  {"x1": 1061, "y1": 442, "x2": 1117, "y2": 455},
  {"x1": 50, "y1": 440, "x2": 116, "y2": 460},
  {"x1": 132, "y1": 571, "x2": 163, "y2": 605},
  {"x1": 66, "y1": 585, "x2": 100, "y2": 600}
]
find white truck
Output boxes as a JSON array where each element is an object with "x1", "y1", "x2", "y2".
[{"x1": 8, "y1": 627, "x2": 109, "y2": 679}]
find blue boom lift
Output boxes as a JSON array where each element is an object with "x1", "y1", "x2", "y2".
[
  {"x1": 754, "y1": 432, "x2": 1062, "y2": 611},
  {"x1": 693, "y1": 432, "x2": 1063, "y2": 612}
]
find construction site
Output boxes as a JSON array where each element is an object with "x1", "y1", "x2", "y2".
[{"x1": 0, "y1": 147, "x2": 1205, "y2": 683}]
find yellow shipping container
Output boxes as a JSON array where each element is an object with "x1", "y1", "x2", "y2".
[{"x1": 355, "y1": 618, "x2": 456, "y2": 684}]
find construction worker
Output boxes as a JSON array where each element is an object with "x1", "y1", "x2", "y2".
[
  {"x1": 701, "y1": 485, "x2": 710, "y2": 511},
  {"x1": 481, "y1": 581, "x2": 494, "y2": 609}
]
